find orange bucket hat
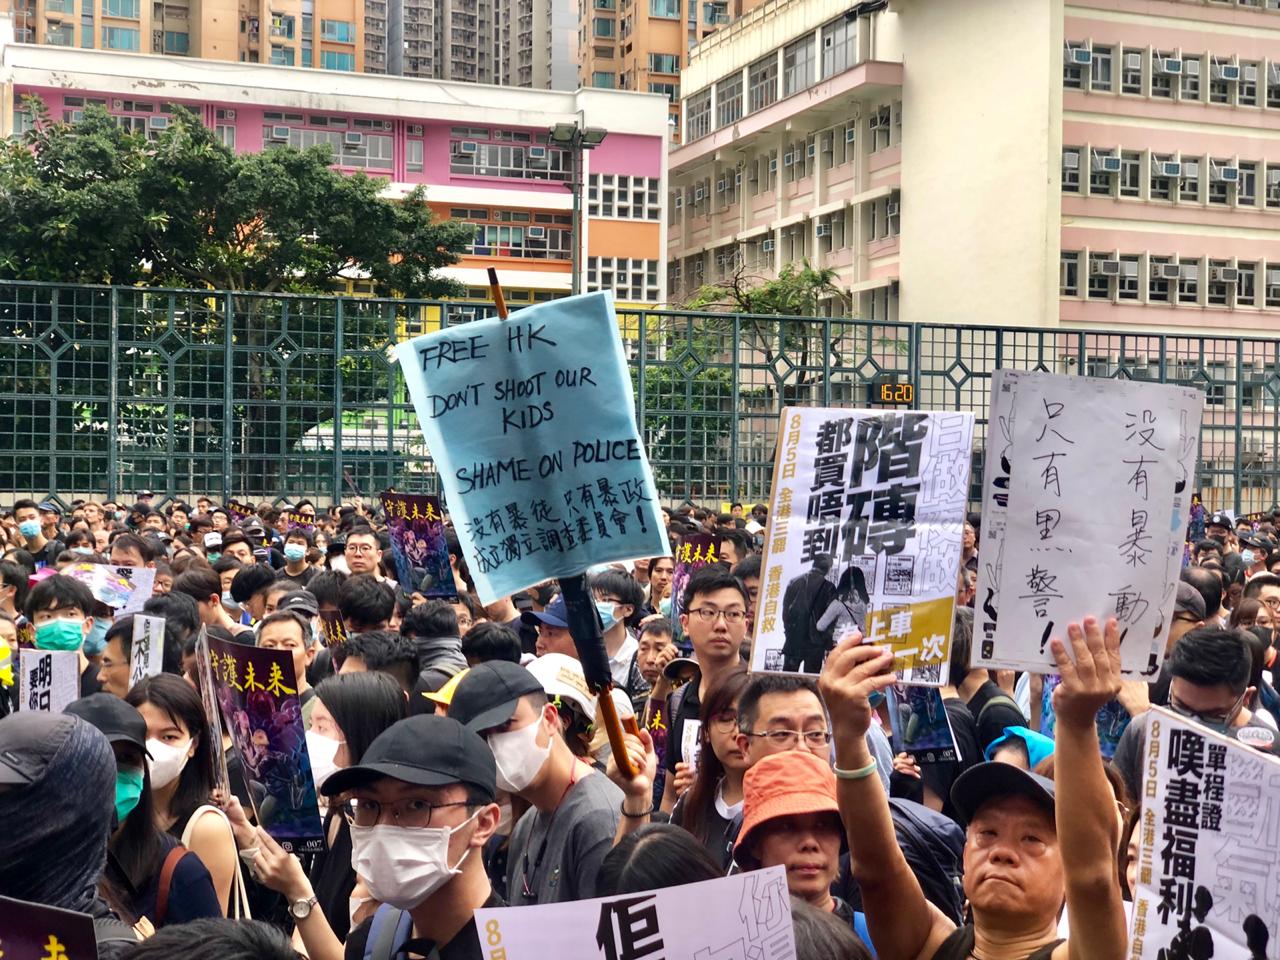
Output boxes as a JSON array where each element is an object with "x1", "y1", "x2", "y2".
[{"x1": 733, "y1": 751, "x2": 843, "y2": 867}]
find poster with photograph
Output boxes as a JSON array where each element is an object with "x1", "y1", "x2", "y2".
[
  {"x1": 887, "y1": 684, "x2": 960, "y2": 764},
  {"x1": 751, "y1": 408, "x2": 974, "y2": 684},
  {"x1": 379, "y1": 491, "x2": 458, "y2": 599}
]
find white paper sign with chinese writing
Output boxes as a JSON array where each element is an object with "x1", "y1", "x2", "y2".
[
  {"x1": 751, "y1": 407, "x2": 974, "y2": 685},
  {"x1": 976, "y1": 372, "x2": 1203, "y2": 677},
  {"x1": 1130, "y1": 707, "x2": 1280, "y2": 959},
  {"x1": 19, "y1": 649, "x2": 79, "y2": 713},
  {"x1": 475, "y1": 865, "x2": 796, "y2": 960},
  {"x1": 129, "y1": 615, "x2": 166, "y2": 690},
  {"x1": 973, "y1": 369, "x2": 1023, "y2": 666}
]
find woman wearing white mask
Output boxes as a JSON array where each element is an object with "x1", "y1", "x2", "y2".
[{"x1": 127, "y1": 673, "x2": 240, "y2": 917}]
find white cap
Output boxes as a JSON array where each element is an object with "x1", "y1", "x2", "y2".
[{"x1": 527, "y1": 653, "x2": 596, "y2": 717}]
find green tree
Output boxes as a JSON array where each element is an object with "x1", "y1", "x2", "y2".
[{"x1": 0, "y1": 101, "x2": 472, "y2": 494}]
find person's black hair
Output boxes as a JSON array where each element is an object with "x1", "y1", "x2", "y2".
[
  {"x1": 229, "y1": 563, "x2": 279, "y2": 604},
  {"x1": 461, "y1": 621, "x2": 523, "y2": 665},
  {"x1": 835, "y1": 565, "x2": 869, "y2": 604},
  {"x1": 12, "y1": 498, "x2": 39, "y2": 513},
  {"x1": 456, "y1": 591, "x2": 485, "y2": 624},
  {"x1": 640, "y1": 616, "x2": 674, "y2": 640},
  {"x1": 314, "y1": 671, "x2": 407, "y2": 764},
  {"x1": 1168, "y1": 626, "x2": 1252, "y2": 695},
  {"x1": 716, "y1": 529, "x2": 755, "y2": 563},
  {"x1": 105, "y1": 613, "x2": 185, "y2": 676},
  {"x1": 220, "y1": 529, "x2": 250, "y2": 547},
  {"x1": 443, "y1": 528, "x2": 476, "y2": 594},
  {"x1": 172, "y1": 568, "x2": 221, "y2": 606},
  {"x1": 736, "y1": 673, "x2": 822, "y2": 732},
  {"x1": 1181, "y1": 566, "x2": 1223, "y2": 621},
  {"x1": 307, "y1": 570, "x2": 346, "y2": 609},
  {"x1": 284, "y1": 526, "x2": 314, "y2": 547},
  {"x1": 400, "y1": 600, "x2": 460, "y2": 641},
  {"x1": 731, "y1": 554, "x2": 761, "y2": 584},
  {"x1": 1242, "y1": 572, "x2": 1280, "y2": 602},
  {"x1": 950, "y1": 605, "x2": 974, "y2": 687},
  {"x1": 1194, "y1": 539, "x2": 1223, "y2": 557},
  {"x1": 682, "y1": 667, "x2": 749, "y2": 848},
  {"x1": 596, "y1": 823, "x2": 723, "y2": 896},
  {"x1": 339, "y1": 574, "x2": 395, "y2": 631},
  {"x1": 122, "y1": 917, "x2": 300, "y2": 960},
  {"x1": 1, "y1": 549, "x2": 35, "y2": 577},
  {"x1": 111, "y1": 532, "x2": 157, "y2": 564},
  {"x1": 335, "y1": 629, "x2": 421, "y2": 693},
  {"x1": 790, "y1": 896, "x2": 872, "y2": 960},
  {"x1": 23, "y1": 574, "x2": 95, "y2": 620},
  {"x1": 103, "y1": 736, "x2": 163, "y2": 896},
  {"x1": 682, "y1": 566, "x2": 749, "y2": 612},
  {"x1": 1240, "y1": 627, "x2": 1270, "y2": 697},
  {"x1": 211, "y1": 556, "x2": 243, "y2": 577},
  {"x1": 0, "y1": 560, "x2": 30, "y2": 612},
  {"x1": 125, "y1": 674, "x2": 215, "y2": 826},
  {"x1": 257, "y1": 609, "x2": 310, "y2": 643},
  {"x1": 590, "y1": 569, "x2": 646, "y2": 631},
  {"x1": 64, "y1": 529, "x2": 93, "y2": 550}
]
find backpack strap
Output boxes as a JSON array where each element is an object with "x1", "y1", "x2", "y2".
[
  {"x1": 154, "y1": 844, "x2": 188, "y2": 926},
  {"x1": 364, "y1": 903, "x2": 415, "y2": 960}
]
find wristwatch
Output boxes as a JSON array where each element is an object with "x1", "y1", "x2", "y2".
[{"x1": 290, "y1": 895, "x2": 319, "y2": 920}]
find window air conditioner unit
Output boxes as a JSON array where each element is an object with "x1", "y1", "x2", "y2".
[
  {"x1": 845, "y1": 127, "x2": 856, "y2": 143},
  {"x1": 1153, "y1": 262, "x2": 1182, "y2": 280},
  {"x1": 344, "y1": 131, "x2": 364, "y2": 146},
  {"x1": 1184, "y1": 59, "x2": 1200, "y2": 77},
  {"x1": 527, "y1": 226, "x2": 545, "y2": 238},
  {"x1": 1124, "y1": 52, "x2": 1142, "y2": 71},
  {"x1": 869, "y1": 115, "x2": 881, "y2": 130},
  {"x1": 528, "y1": 145, "x2": 546, "y2": 158},
  {"x1": 460, "y1": 140, "x2": 479, "y2": 153},
  {"x1": 694, "y1": 186, "x2": 705, "y2": 200},
  {"x1": 1064, "y1": 45, "x2": 1092, "y2": 66},
  {"x1": 1211, "y1": 163, "x2": 1240, "y2": 183},
  {"x1": 1091, "y1": 258, "x2": 1122, "y2": 276},
  {"x1": 761, "y1": 238, "x2": 775, "y2": 252},
  {"x1": 148, "y1": 116, "x2": 168, "y2": 130},
  {"x1": 1211, "y1": 266, "x2": 1240, "y2": 282},
  {"x1": 1270, "y1": 63, "x2": 1280, "y2": 86},
  {"x1": 1269, "y1": 284, "x2": 1280, "y2": 300},
  {"x1": 1244, "y1": 65, "x2": 1259, "y2": 83},
  {"x1": 1155, "y1": 58, "x2": 1182, "y2": 75},
  {"x1": 271, "y1": 125, "x2": 290, "y2": 140},
  {"x1": 734, "y1": 172, "x2": 742, "y2": 185},
  {"x1": 407, "y1": 124, "x2": 423, "y2": 135},
  {"x1": 113, "y1": 99, "x2": 124, "y2": 109},
  {"x1": 769, "y1": 158, "x2": 778, "y2": 172},
  {"x1": 783, "y1": 152, "x2": 795, "y2": 166},
  {"x1": 1212, "y1": 62, "x2": 1241, "y2": 82},
  {"x1": 806, "y1": 143, "x2": 816, "y2": 158},
  {"x1": 815, "y1": 223, "x2": 831, "y2": 237},
  {"x1": 886, "y1": 202, "x2": 900, "y2": 217},
  {"x1": 1152, "y1": 159, "x2": 1182, "y2": 178},
  {"x1": 1092, "y1": 151, "x2": 1121, "y2": 173},
  {"x1": 224, "y1": 109, "x2": 237, "y2": 120},
  {"x1": 1063, "y1": 151, "x2": 1080, "y2": 170},
  {"x1": 674, "y1": 195, "x2": 683, "y2": 208}
]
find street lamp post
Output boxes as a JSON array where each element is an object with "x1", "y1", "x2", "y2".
[{"x1": 549, "y1": 121, "x2": 608, "y2": 296}]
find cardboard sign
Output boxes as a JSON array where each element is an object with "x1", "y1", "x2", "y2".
[
  {"x1": 751, "y1": 408, "x2": 974, "y2": 683},
  {"x1": 394, "y1": 291, "x2": 669, "y2": 603},
  {"x1": 193, "y1": 628, "x2": 231, "y2": 797},
  {"x1": 60, "y1": 563, "x2": 156, "y2": 613},
  {"x1": 206, "y1": 637, "x2": 324, "y2": 853},
  {"x1": 475, "y1": 866, "x2": 795, "y2": 959},
  {"x1": 128, "y1": 614, "x2": 166, "y2": 690},
  {"x1": 19, "y1": 649, "x2": 79, "y2": 714},
  {"x1": 379, "y1": 491, "x2": 458, "y2": 599}
]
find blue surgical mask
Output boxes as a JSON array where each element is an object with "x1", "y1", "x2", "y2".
[
  {"x1": 284, "y1": 544, "x2": 307, "y2": 563},
  {"x1": 83, "y1": 617, "x2": 110, "y2": 657},
  {"x1": 1242, "y1": 549, "x2": 1256, "y2": 567},
  {"x1": 594, "y1": 600, "x2": 619, "y2": 632},
  {"x1": 222, "y1": 590, "x2": 236, "y2": 606},
  {"x1": 72, "y1": 546, "x2": 94, "y2": 556},
  {"x1": 18, "y1": 520, "x2": 41, "y2": 539}
]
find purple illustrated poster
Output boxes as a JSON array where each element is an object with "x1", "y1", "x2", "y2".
[
  {"x1": 380, "y1": 491, "x2": 458, "y2": 599},
  {"x1": 0, "y1": 896, "x2": 97, "y2": 960},
  {"x1": 670, "y1": 533, "x2": 722, "y2": 651},
  {"x1": 207, "y1": 637, "x2": 324, "y2": 853}
]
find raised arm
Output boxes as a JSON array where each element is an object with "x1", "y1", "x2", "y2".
[
  {"x1": 1049, "y1": 617, "x2": 1128, "y2": 960},
  {"x1": 819, "y1": 638, "x2": 955, "y2": 960}
]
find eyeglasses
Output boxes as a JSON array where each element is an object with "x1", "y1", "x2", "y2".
[
  {"x1": 710, "y1": 710, "x2": 739, "y2": 732},
  {"x1": 457, "y1": 616, "x2": 474, "y2": 629},
  {"x1": 744, "y1": 729, "x2": 833, "y2": 748},
  {"x1": 341, "y1": 797, "x2": 471, "y2": 828},
  {"x1": 687, "y1": 607, "x2": 746, "y2": 624},
  {"x1": 345, "y1": 543, "x2": 377, "y2": 554},
  {"x1": 1168, "y1": 692, "x2": 1245, "y2": 729}
]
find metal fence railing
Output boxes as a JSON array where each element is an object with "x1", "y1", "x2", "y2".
[{"x1": 1, "y1": 280, "x2": 1276, "y2": 512}]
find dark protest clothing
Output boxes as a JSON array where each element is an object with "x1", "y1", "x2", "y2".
[
  {"x1": 931, "y1": 926, "x2": 1061, "y2": 960},
  {"x1": 670, "y1": 782, "x2": 741, "y2": 872},
  {"x1": 123, "y1": 835, "x2": 222, "y2": 927},
  {"x1": 965, "y1": 680, "x2": 1028, "y2": 755},
  {"x1": 505, "y1": 770, "x2": 622, "y2": 904},
  {"x1": 277, "y1": 564, "x2": 319, "y2": 587},
  {"x1": 664, "y1": 681, "x2": 700, "y2": 775},
  {"x1": 343, "y1": 891, "x2": 504, "y2": 960},
  {"x1": 310, "y1": 811, "x2": 356, "y2": 942}
]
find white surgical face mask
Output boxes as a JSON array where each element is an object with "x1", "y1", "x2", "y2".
[
  {"x1": 349, "y1": 813, "x2": 479, "y2": 910},
  {"x1": 487, "y1": 718, "x2": 551, "y2": 794},
  {"x1": 305, "y1": 730, "x2": 343, "y2": 794},
  {"x1": 147, "y1": 737, "x2": 192, "y2": 790}
]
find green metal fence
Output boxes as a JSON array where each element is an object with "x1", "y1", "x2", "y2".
[{"x1": 1, "y1": 279, "x2": 1277, "y2": 512}]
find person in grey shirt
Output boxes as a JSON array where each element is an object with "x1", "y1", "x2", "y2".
[{"x1": 448, "y1": 660, "x2": 624, "y2": 904}]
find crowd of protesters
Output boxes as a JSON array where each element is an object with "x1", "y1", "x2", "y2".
[{"x1": 0, "y1": 492, "x2": 1275, "y2": 959}]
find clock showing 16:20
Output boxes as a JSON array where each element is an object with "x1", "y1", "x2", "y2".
[{"x1": 867, "y1": 379, "x2": 915, "y2": 407}]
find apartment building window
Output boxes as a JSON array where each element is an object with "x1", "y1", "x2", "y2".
[
  {"x1": 649, "y1": 52, "x2": 678, "y2": 74},
  {"x1": 104, "y1": 0, "x2": 139, "y2": 17},
  {"x1": 586, "y1": 256, "x2": 660, "y2": 302},
  {"x1": 592, "y1": 16, "x2": 614, "y2": 37},
  {"x1": 650, "y1": 0, "x2": 678, "y2": 15},
  {"x1": 213, "y1": 124, "x2": 235, "y2": 148},
  {"x1": 45, "y1": 0, "x2": 72, "y2": 11},
  {"x1": 1121, "y1": 48, "x2": 1143, "y2": 94},
  {"x1": 1238, "y1": 262, "x2": 1257, "y2": 306},
  {"x1": 320, "y1": 18, "x2": 354, "y2": 40},
  {"x1": 686, "y1": 90, "x2": 711, "y2": 140},
  {"x1": 1151, "y1": 52, "x2": 1176, "y2": 98},
  {"x1": 321, "y1": 50, "x2": 355, "y2": 69},
  {"x1": 1209, "y1": 59, "x2": 1232, "y2": 103},
  {"x1": 1239, "y1": 161, "x2": 1258, "y2": 206},
  {"x1": 1060, "y1": 252, "x2": 1080, "y2": 296},
  {"x1": 1063, "y1": 43, "x2": 1085, "y2": 89},
  {"x1": 649, "y1": 82, "x2": 679, "y2": 101},
  {"x1": 821, "y1": 16, "x2": 856, "y2": 77},
  {"x1": 668, "y1": 260, "x2": 681, "y2": 297},
  {"x1": 1119, "y1": 256, "x2": 1140, "y2": 299},
  {"x1": 101, "y1": 26, "x2": 139, "y2": 48},
  {"x1": 163, "y1": 30, "x2": 189, "y2": 53},
  {"x1": 782, "y1": 224, "x2": 807, "y2": 262},
  {"x1": 46, "y1": 22, "x2": 73, "y2": 44},
  {"x1": 887, "y1": 192, "x2": 900, "y2": 235},
  {"x1": 592, "y1": 71, "x2": 615, "y2": 88},
  {"x1": 717, "y1": 72, "x2": 743, "y2": 127},
  {"x1": 1180, "y1": 159, "x2": 1200, "y2": 202},
  {"x1": 270, "y1": 45, "x2": 295, "y2": 64},
  {"x1": 1062, "y1": 148, "x2": 1081, "y2": 192},
  {"x1": 1091, "y1": 43, "x2": 1112, "y2": 91},
  {"x1": 783, "y1": 36, "x2": 815, "y2": 96},
  {"x1": 1267, "y1": 164, "x2": 1280, "y2": 208},
  {"x1": 871, "y1": 106, "x2": 891, "y2": 152},
  {"x1": 1089, "y1": 149, "x2": 1116, "y2": 195},
  {"x1": 588, "y1": 174, "x2": 661, "y2": 219},
  {"x1": 1268, "y1": 63, "x2": 1280, "y2": 107},
  {"x1": 717, "y1": 169, "x2": 739, "y2": 207},
  {"x1": 1150, "y1": 154, "x2": 1175, "y2": 200},
  {"x1": 1269, "y1": 268, "x2": 1280, "y2": 309},
  {"x1": 1149, "y1": 257, "x2": 1173, "y2": 302},
  {"x1": 1207, "y1": 260, "x2": 1232, "y2": 305},
  {"x1": 302, "y1": 42, "x2": 312, "y2": 66},
  {"x1": 817, "y1": 212, "x2": 845, "y2": 252},
  {"x1": 1208, "y1": 159, "x2": 1234, "y2": 204},
  {"x1": 270, "y1": 14, "x2": 295, "y2": 38},
  {"x1": 762, "y1": 150, "x2": 777, "y2": 191},
  {"x1": 748, "y1": 55, "x2": 778, "y2": 112},
  {"x1": 449, "y1": 131, "x2": 570, "y2": 181},
  {"x1": 1181, "y1": 56, "x2": 1202, "y2": 100},
  {"x1": 1088, "y1": 254, "x2": 1114, "y2": 299},
  {"x1": 398, "y1": 138, "x2": 421, "y2": 172},
  {"x1": 1178, "y1": 260, "x2": 1199, "y2": 304},
  {"x1": 1239, "y1": 61, "x2": 1260, "y2": 105},
  {"x1": 1119, "y1": 151, "x2": 1142, "y2": 198}
]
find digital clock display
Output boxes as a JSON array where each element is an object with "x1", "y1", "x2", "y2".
[{"x1": 868, "y1": 380, "x2": 915, "y2": 406}]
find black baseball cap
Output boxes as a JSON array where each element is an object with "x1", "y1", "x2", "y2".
[
  {"x1": 0, "y1": 713, "x2": 81, "y2": 786},
  {"x1": 1207, "y1": 512, "x2": 1233, "y2": 531},
  {"x1": 447, "y1": 660, "x2": 545, "y2": 733},
  {"x1": 950, "y1": 762, "x2": 1056, "y2": 826},
  {"x1": 321, "y1": 714, "x2": 496, "y2": 800},
  {"x1": 65, "y1": 693, "x2": 150, "y2": 755},
  {"x1": 278, "y1": 590, "x2": 319, "y2": 617}
]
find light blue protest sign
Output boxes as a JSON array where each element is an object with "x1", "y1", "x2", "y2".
[{"x1": 394, "y1": 291, "x2": 670, "y2": 603}]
